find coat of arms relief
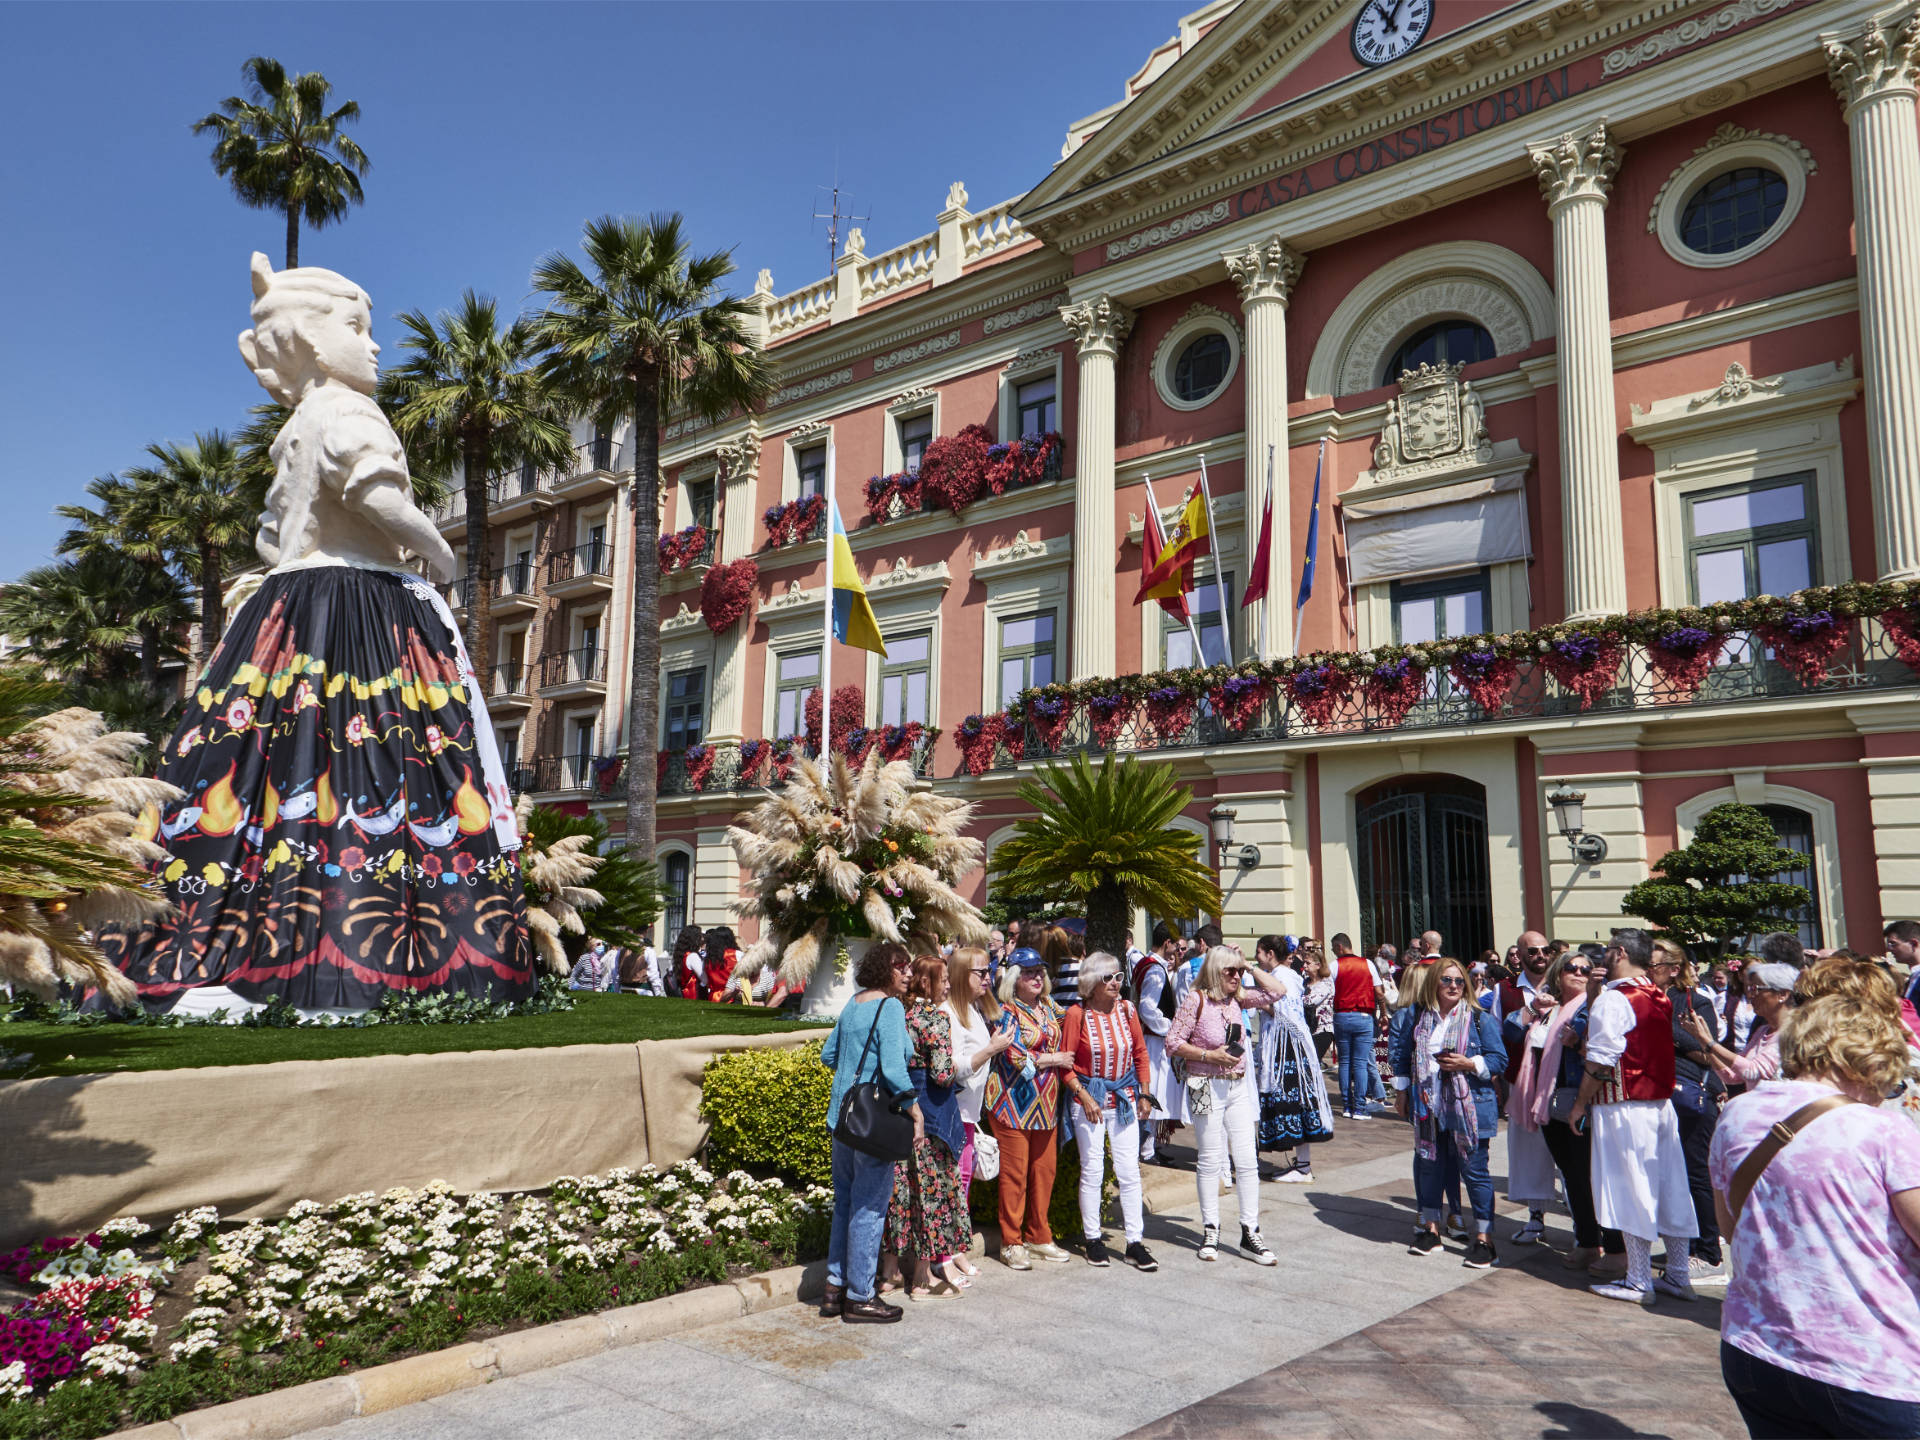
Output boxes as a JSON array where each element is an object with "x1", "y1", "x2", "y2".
[{"x1": 1372, "y1": 362, "x2": 1493, "y2": 477}]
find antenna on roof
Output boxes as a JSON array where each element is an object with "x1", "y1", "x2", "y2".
[{"x1": 812, "y1": 157, "x2": 870, "y2": 273}]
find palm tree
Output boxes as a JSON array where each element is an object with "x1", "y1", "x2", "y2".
[
  {"x1": 193, "y1": 56, "x2": 370, "y2": 269},
  {"x1": 529, "y1": 214, "x2": 773, "y2": 862},
  {"x1": 989, "y1": 753, "x2": 1222, "y2": 959},
  {"x1": 121, "y1": 432, "x2": 255, "y2": 662},
  {"x1": 52, "y1": 475, "x2": 194, "y2": 687},
  {"x1": 380, "y1": 292, "x2": 574, "y2": 678}
]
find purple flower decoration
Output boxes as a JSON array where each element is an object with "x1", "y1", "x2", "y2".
[
  {"x1": 1455, "y1": 648, "x2": 1502, "y2": 678},
  {"x1": 1146, "y1": 684, "x2": 1188, "y2": 706},
  {"x1": 1370, "y1": 656, "x2": 1416, "y2": 685},
  {"x1": 1655, "y1": 626, "x2": 1715, "y2": 655},
  {"x1": 1029, "y1": 695, "x2": 1068, "y2": 720},
  {"x1": 1551, "y1": 633, "x2": 1603, "y2": 667},
  {"x1": 1780, "y1": 610, "x2": 1838, "y2": 641},
  {"x1": 1087, "y1": 693, "x2": 1127, "y2": 718},
  {"x1": 1291, "y1": 663, "x2": 1339, "y2": 697},
  {"x1": 1220, "y1": 674, "x2": 1266, "y2": 701}
]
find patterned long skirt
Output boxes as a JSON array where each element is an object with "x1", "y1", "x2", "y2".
[
  {"x1": 97, "y1": 565, "x2": 532, "y2": 1010},
  {"x1": 1258, "y1": 1020, "x2": 1337, "y2": 1151},
  {"x1": 883, "y1": 1135, "x2": 970, "y2": 1262}
]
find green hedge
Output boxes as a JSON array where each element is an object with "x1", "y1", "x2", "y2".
[{"x1": 700, "y1": 1041, "x2": 834, "y2": 1187}]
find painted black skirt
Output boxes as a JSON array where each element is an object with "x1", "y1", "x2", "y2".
[{"x1": 98, "y1": 565, "x2": 534, "y2": 1009}]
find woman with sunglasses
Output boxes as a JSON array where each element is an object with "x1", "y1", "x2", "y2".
[
  {"x1": 940, "y1": 947, "x2": 1011, "y2": 1285},
  {"x1": 1167, "y1": 945, "x2": 1285, "y2": 1264},
  {"x1": 984, "y1": 947, "x2": 1076, "y2": 1270},
  {"x1": 1059, "y1": 951, "x2": 1159, "y2": 1270},
  {"x1": 1681, "y1": 961, "x2": 1796, "y2": 1089},
  {"x1": 1392, "y1": 955, "x2": 1508, "y2": 1268}
]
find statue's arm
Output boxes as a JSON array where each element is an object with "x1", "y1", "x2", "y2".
[
  {"x1": 352, "y1": 477, "x2": 456, "y2": 583},
  {"x1": 330, "y1": 409, "x2": 457, "y2": 583}
]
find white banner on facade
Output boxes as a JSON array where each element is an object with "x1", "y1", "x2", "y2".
[{"x1": 1342, "y1": 478, "x2": 1531, "y2": 587}]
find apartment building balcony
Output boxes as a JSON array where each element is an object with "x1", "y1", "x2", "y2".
[
  {"x1": 447, "y1": 569, "x2": 538, "y2": 618},
  {"x1": 432, "y1": 461, "x2": 558, "y2": 536},
  {"x1": 547, "y1": 540, "x2": 617, "y2": 600},
  {"x1": 505, "y1": 763, "x2": 539, "y2": 798},
  {"x1": 482, "y1": 661, "x2": 533, "y2": 714},
  {"x1": 529, "y1": 752, "x2": 616, "y2": 797},
  {"x1": 656, "y1": 729, "x2": 938, "y2": 796},
  {"x1": 538, "y1": 646, "x2": 608, "y2": 701},
  {"x1": 551, "y1": 436, "x2": 624, "y2": 499}
]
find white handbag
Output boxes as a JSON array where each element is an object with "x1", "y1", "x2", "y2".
[{"x1": 971, "y1": 1129, "x2": 1001, "y2": 1181}]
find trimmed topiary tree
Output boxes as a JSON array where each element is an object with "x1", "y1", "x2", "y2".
[{"x1": 1620, "y1": 801, "x2": 1811, "y2": 957}]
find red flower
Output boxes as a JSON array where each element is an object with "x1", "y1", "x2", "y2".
[
  {"x1": 700, "y1": 558, "x2": 758, "y2": 634},
  {"x1": 419, "y1": 854, "x2": 444, "y2": 878},
  {"x1": 339, "y1": 846, "x2": 368, "y2": 871},
  {"x1": 239, "y1": 854, "x2": 264, "y2": 883},
  {"x1": 452, "y1": 852, "x2": 476, "y2": 877}
]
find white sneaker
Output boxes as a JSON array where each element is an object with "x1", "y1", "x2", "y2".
[
  {"x1": 1277, "y1": 1166, "x2": 1314, "y2": 1183},
  {"x1": 1590, "y1": 1280, "x2": 1655, "y2": 1306},
  {"x1": 1197, "y1": 1224, "x2": 1219, "y2": 1261},
  {"x1": 1028, "y1": 1241, "x2": 1072, "y2": 1264},
  {"x1": 1689, "y1": 1258, "x2": 1730, "y2": 1288},
  {"x1": 1139, "y1": 1137, "x2": 1156, "y2": 1163},
  {"x1": 1512, "y1": 1218, "x2": 1545, "y2": 1246},
  {"x1": 1001, "y1": 1245, "x2": 1031, "y2": 1271},
  {"x1": 1221, "y1": 1172, "x2": 1234, "y2": 1191}
]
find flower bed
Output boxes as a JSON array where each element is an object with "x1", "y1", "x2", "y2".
[{"x1": 0, "y1": 1167, "x2": 827, "y2": 1438}]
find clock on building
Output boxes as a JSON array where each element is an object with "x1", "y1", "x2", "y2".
[{"x1": 1350, "y1": 0, "x2": 1433, "y2": 67}]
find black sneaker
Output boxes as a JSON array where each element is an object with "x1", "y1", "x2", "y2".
[
  {"x1": 1084, "y1": 1236, "x2": 1111, "y2": 1267},
  {"x1": 1125, "y1": 1241, "x2": 1159, "y2": 1272},
  {"x1": 1463, "y1": 1237, "x2": 1497, "y2": 1269},
  {"x1": 1409, "y1": 1230, "x2": 1443, "y2": 1256},
  {"x1": 1239, "y1": 1225, "x2": 1278, "y2": 1267}
]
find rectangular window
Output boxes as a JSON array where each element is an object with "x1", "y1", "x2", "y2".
[
  {"x1": 686, "y1": 478, "x2": 715, "y2": 531},
  {"x1": 662, "y1": 853, "x2": 691, "y2": 941},
  {"x1": 570, "y1": 717, "x2": 596, "y2": 783},
  {"x1": 898, "y1": 414, "x2": 933, "y2": 475},
  {"x1": 1684, "y1": 473, "x2": 1818, "y2": 604},
  {"x1": 1014, "y1": 376, "x2": 1056, "y2": 438},
  {"x1": 1392, "y1": 570, "x2": 1490, "y2": 645},
  {"x1": 498, "y1": 725, "x2": 520, "y2": 773},
  {"x1": 998, "y1": 611, "x2": 1056, "y2": 706},
  {"x1": 774, "y1": 651, "x2": 819, "y2": 738},
  {"x1": 879, "y1": 632, "x2": 932, "y2": 727},
  {"x1": 579, "y1": 617, "x2": 601, "y2": 661},
  {"x1": 795, "y1": 444, "x2": 827, "y2": 500},
  {"x1": 508, "y1": 546, "x2": 533, "y2": 593},
  {"x1": 1164, "y1": 572, "x2": 1235, "y2": 670},
  {"x1": 664, "y1": 667, "x2": 705, "y2": 751}
]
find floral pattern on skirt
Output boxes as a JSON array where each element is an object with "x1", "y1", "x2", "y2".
[{"x1": 884, "y1": 999, "x2": 972, "y2": 1262}]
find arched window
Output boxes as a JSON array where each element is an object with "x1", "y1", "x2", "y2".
[
  {"x1": 1381, "y1": 320, "x2": 1497, "y2": 386},
  {"x1": 661, "y1": 851, "x2": 691, "y2": 941},
  {"x1": 1680, "y1": 167, "x2": 1788, "y2": 257}
]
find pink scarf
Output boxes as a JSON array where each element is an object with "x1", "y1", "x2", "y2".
[{"x1": 1514, "y1": 995, "x2": 1586, "y2": 1132}]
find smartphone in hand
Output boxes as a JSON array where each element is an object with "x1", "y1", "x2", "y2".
[{"x1": 1224, "y1": 1022, "x2": 1246, "y2": 1059}]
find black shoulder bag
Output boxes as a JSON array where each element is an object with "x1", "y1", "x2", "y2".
[{"x1": 833, "y1": 998, "x2": 917, "y2": 1162}]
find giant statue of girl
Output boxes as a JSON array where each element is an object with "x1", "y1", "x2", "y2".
[{"x1": 100, "y1": 254, "x2": 533, "y2": 1010}]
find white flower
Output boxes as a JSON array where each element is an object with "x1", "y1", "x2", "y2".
[
  {"x1": 82, "y1": 1344, "x2": 142, "y2": 1379},
  {"x1": 193, "y1": 1274, "x2": 237, "y2": 1304},
  {"x1": 649, "y1": 1232, "x2": 678, "y2": 1253},
  {"x1": 96, "y1": 1217, "x2": 148, "y2": 1243},
  {"x1": 181, "y1": 1306, "x2": 230, "y2": 1327},
  {"x1": 168, "y1": 1328, "x2": 222, "y2": 1363},
  {"x1": 306, "y1": 1293, "x2": 357, "y2": 1323},
  {"x1": 208, "y1": 1251, "x2": 251, "y2": 1276},
  {"x1": 286, "y1": 1200, "x2": 327, "y2": 1222},
  {"x1": 114, "y1": 1318, "x2": 158, "y2": 1346},
  {"x1": 0, "y1": 1362, "x2": 31, "y2": 1403}
]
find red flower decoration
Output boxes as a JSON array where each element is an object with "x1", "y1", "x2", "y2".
[
  {"x1": 1085, "y1": 691, "x2": 1134, "y2": 748},
  {"x1": 419, "y1": 854, "x2": 444, "y2": 878},
  {"x1": 1448, "y1": 649, "x2": 1519, "y2": 714},
  {"x1": 452, "y1": 852, "x2": 476, "y2": 876},
  {"x1": 919, "y1": 424, "x2": 995, "y2": 514},
  {"x1": 339, "y1": 846, "x2": 368, "y2": 872},
  {"x1": 1540, "y1": 635, "x2": 1625, "y2": 711},
  {"x1": 1757, "y1": 613, "x2": 1853, "y2": 688},
  {"x1": 1882, "y1": 607, "x2": 1920, "y2": 675},
  {"x1": 1283, "y1": 664, "x2": 1353, "y2": 729},
  {"x1": 700, "y1": 558, "x2": 758, "y2": 634},
  {"x1": 1360, "y1": 658, "x2": 1427, "y2": 728}
]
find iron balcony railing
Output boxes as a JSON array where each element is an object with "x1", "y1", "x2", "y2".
[
  {"x1": 656, "y1": 730, "x2": 939, "y2": 796},
  {"x1": 539, "y1": 647, "x2": 608, "y2": 688},
  {"x1": 506, "y1": 764, "x2": 538, "y2": 796},
  {"x1": 982, "y1": 626, "x2": 1920, "y2": 771},
  {"x1": 549, "y1": 540, "x2": 616, "y2": 584},
  {"x1": 530, "y1": 753, "x2": 613, "y2": 793},
  {"x1": 487, "y1": 662, "x2": 530, "y2": 697}
]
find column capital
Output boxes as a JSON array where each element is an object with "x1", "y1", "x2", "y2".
[
  {"x1": 1527, "y1": 120, "x2": 1623, "y2": 213},
  {"x1": 1825, "y1": 13, "x2": 1920, "y2": 112},
  {"x1": 713, "y1": 426, "x2": 761, "y2": 486},
  {"x1": 1060, "y1": 294, "x2": 1135, "y2": 359},
  {"x1": 1223, "y1": 237, "x2": 1307, "y2": 306}
]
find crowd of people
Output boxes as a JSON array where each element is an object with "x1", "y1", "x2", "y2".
[
  {"x1": 563, "y1": 925, "x2": 798, "y2": 1007},
  {"x1": 808, "y1": 914, "x2": 1920, "y2": 1437}
]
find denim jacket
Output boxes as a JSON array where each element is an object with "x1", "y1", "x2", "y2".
[{"x1": 1389, "y1": 1003, "x2": 1508, "y2": 1134}]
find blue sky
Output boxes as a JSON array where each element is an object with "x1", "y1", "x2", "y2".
[{"x1": 0, "y1": 1, "x2": 1187, "y2": 582}]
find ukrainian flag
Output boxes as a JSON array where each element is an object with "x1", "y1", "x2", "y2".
[{"x1": 828, "y1": 489, "x2": 887, "y2": 657}]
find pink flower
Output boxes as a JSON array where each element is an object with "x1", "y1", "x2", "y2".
[
  {"x1": 452, "y1": 852, "x2": 476, "y2": 877},
  {"x1": 339, "y1": 846, "x2": 368, "y2": 871},
  {"x1": 419, "y1": 854, "x2": 444, "y2": 878}
]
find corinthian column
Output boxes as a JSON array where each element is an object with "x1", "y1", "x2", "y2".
[
  {"x1": 1060, "y1": 295, "x2": 1134, "y2": 680},
  {"x1": 1224, "y1": 237, "x2": 1306, "y2": 658},
  {"x1": 1528, "y1": 120, "x2": 1627, "y2": 621},
  {"x1": 1828, "y1": 15, "x2": 1920, "y2": 581},
  {"x1": 705, "y1": 428, "x2": 760, "y2": 745}
]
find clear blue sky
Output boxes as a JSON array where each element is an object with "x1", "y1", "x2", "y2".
[{"x1": 0, "y1": 1, "x2": 1186, "y2": 582}]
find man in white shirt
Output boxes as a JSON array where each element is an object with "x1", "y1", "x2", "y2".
[{"x1": 1495, "y1": 929, "x2": 1561, "y2": 1246}]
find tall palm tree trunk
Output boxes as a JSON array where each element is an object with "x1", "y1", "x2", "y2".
[
  {"x1": 624, "y1": 374, "x2": 663, "y2": 862},
  {"x1": 285, "y1": 203, "x2": 299, "y2": 270},
  {"x1": 1087, "y1": 879, "x2": 1131, "y2": 961},
  {"x1": 198, "y1": 545, "x2": 225, "y2": 663},
  {"x1": 462, "y1": 439, "x2": 494, "y2": 681}
]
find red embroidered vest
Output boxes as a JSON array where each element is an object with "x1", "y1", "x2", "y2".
[{"x1": 1601, "y1": 979, "x2": 1675, "y2": 1104}]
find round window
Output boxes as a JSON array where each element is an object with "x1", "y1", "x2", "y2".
[
  {"x1": 1679, "y1": 166, "x2": 1788, "y2": 256},
  {"x1": 1171, "y1": 332, "x2": 1232, "y2": 405},
  {"x1": 1380, "y1": 320, "x2": 1496, "y2": 387}
]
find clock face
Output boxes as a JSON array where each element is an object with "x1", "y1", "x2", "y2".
[{"x1": 1351, "y1": 0, "x2": 1433, "y2": 67}]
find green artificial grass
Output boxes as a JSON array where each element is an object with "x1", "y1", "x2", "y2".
[{"x1": 0, "y1": 995, "x2": 819, "y2": 1078}]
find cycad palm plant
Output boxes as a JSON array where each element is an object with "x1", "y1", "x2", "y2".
[
  {"x1": 193, "y1": 56, "x2": 370, "y2": 269},
  {"x1": 990, "y1": 753, "x2": 1222, "y2": 959},
  {"x1": 529, "y1": 213, "x2": 774, "y2": 863},
  {"x1": 122, "y1": 432, "x2": 255, "y2": 662},
  {"x1": 381, "y1": 292, "x2": 575, "y2": 677}
]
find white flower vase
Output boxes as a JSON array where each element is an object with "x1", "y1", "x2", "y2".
[{"x1": 800, "y1": 937, "x2": 867, "y2": 1018}]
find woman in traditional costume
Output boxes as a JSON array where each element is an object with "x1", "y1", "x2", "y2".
[{"x1": 98, "y1": 254, "x2": 531, "y2": 1010}]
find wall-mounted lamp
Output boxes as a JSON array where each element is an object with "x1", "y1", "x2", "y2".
[
  {"x1": 1546, "y1": 787, "x2": 1608, "y2": 864},
  {"x1": 1207, "y1": 804, "x2": 1260, "y2": 870}
]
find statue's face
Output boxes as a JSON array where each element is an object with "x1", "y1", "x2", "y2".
[{"x1": 305, "y1": 294, "x2": 381, "y2": 395}]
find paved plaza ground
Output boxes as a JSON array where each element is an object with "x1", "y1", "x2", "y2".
[{"x1": 304, "y1": 1116, "x2": 1742, "y2": 1440}]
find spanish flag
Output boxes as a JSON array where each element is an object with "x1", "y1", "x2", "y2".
[
  {"x1": 828, "y1": 488, "x2": 887, "y2": 657},
  {"x1": 1138, "y1": 484, "x2": 1211, "y2": 595},
  {"x1": 1135, "y1": 490, "x2": 1192, "y2": 619}
]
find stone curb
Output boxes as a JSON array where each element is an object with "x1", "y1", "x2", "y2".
[{"x1": 106, "y1": 1264, "x2": 808, "y2": 1440}]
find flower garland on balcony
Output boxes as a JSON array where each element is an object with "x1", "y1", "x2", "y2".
[
  {"x1": 700, "y1": 558, "x2": 758, "y2": 634},
  {"x1": 802, "y1": 685, "x2": 867, "y2": 754},
  {"x1": 593, "y1": 755, "x2": 624, "y2": 795},
  {"x1": 683, "y1": 743, "x2": 718, "y2": 792},
  {"x1": 863, "y1": 471, "x2": 925, "y2": 523},
  {"x1": 762, "y1": 494, "x2": 825, "y2": 549},
  {"x1": 939, "y1": 581, "x2": 1920, "y2": 776},
  {"x1": 1009, "y1": 686, "x2": 1076, "y2": 750},
  {"x1": 918, "y1": 426, "x2": 1063, "y2": 515},
  {"x1": 658, "y1": 523, "x2": 709, "y2": 573},
  {"x1": 985, "y1": 431, "x2": 1063, "y2": 494}
]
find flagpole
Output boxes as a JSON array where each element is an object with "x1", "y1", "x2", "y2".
[
  {"x1": 1197, "y1": 454, "x2": 1233, "y2": 665},
  {"x1": 1142, "y1": 470, "x2": 1206, "y2": 658},
  {"x1": 820, "y1": 440, "x2": 834, "y2": 756},
  {"x1": 1293, "y1": 437, "x2": 1326, "y2": 654},
  {"x1": 1259, "y1": 445, "x2": 1274, "y2": 665}
]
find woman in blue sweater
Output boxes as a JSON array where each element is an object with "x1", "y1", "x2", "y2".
[
  {"x1": 818, "y1": 941, "x2": 923, "y2": 1324},
  {"x1": 1391, "y1": 954, "x2": 1507, "y2": 1269}
]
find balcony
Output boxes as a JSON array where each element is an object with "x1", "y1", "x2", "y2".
[
  {"x1": 659, "y1": 525, "x2": 715, "y2": 576},
  {"x1": 657, "y1": 729, "x2": 939, "y2": 797},
  {"x1": 484, "y1": 661, "x2": 533, "y2": 713},
  {"x1": 548, "y1": 540, "x2": 617, "y2": 600},
  {"x1": 530, "y1": 753, "x2": 617, "y2": 796},
  {"x1": 974, "y1": 623, "x2": 1920, "y2": 773},
  {"x1": 505, "y1": 763, "x2": 539, "y2": 797},
  {"x1": 551, "y1": 436, "x2": 624, "y2": 498},
  {"x1": 538, "y1": 646, "x2": 608, "y2": 701},
  {"x1": 432, "y1": 460, "x2": 559, "y2": 535}
]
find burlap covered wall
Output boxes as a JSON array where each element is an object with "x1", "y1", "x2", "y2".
[{"x1": 0, "y1": 1029, "x2": 819, "y2": 1249}]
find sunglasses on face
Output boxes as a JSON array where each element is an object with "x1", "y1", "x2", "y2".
[
  {"x1": 1437, "y1": 975, "x2": 1467, "y2": 988},
  {"x1": 1099, "y1": 973, "x2": 1123, "y2": 984},
  {"x1": 890, "y1": 959, "x2": 913, "y2": 972},
  {"x1": 1564, "y1": 964, "x2": 1593, "y2": 976},
  {"x1": 1525, "y1": 946, "x2": 1549, "y2": 956},
  {"x1": 969, "y1": 967, "x2": 990, "y2": 977}
]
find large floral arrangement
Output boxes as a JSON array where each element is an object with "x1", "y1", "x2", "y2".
[
  {"x1": 1645, "y1": 620, "x2": 1726, "y2": 698},
  {"x1": 804, "y1": 685, "x2": 866, "y2": 753},
  {"x1": 762, "y1": 494, "x2": 825, "y2": 548},
  {"x1": 918, "y1": 424, "x2": 994, "y2": 514},
  {"x1": 699, "y1": 558, "x2": 757, "y2": 634},
  {"x1": 728, "y1": 752, "x2": 987, "y2": 988},
  {"x1": 863, "y1": 471, "x2": 925, "y2": 523},
  {"x1": 0, "y1": 1171, "x2": 825, "y2": 1429},
  {"x1": 1757, "y1": 608, "x2": 1851, "y2": 688},
  {"x1": 984, "y1": 431, "x2": 1063, "y2": 495},
  {"x1": 657, "y1": 524, "x2": 709, "y2": 573},
  {"x1": 955, "y1": 712, "x2": 1010, "y2": 776},
  {"x1": 1284, "y1": 660, "x2": 1353, "y2": 728},
  {"x1": 1362, "y1": 654, "x2": 1429, "y2": 727},
  {"x1": 1143, "y1": 683, "x2": 1199, "y2": 742},
  {"x1": 1448, "y1": 645, "x2": 1519, "y2": 713},
  {"x1": 1538, "y1": 629, "x2": 1626, "y2": 711},
  {"x1": 1009, "y1": 685, "x2": 1076, "y2": 750},
  {"x1": 1207, "y1": 670, "x2": 1273, "y2": 734}
]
